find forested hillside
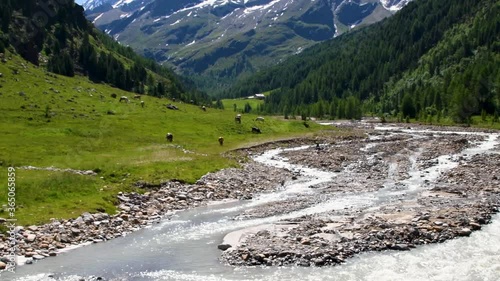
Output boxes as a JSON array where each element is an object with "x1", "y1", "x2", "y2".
[
  {"x1": 224, "y1": 0, "x2": 499, "y2": 123},
  {"x1": 0, "y1": 0, "x2": 208, "y2": 103}
]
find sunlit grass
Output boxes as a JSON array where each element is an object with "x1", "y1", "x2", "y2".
[{"x1": 0, "y1": 53, "x2": 326, "y2": 226}]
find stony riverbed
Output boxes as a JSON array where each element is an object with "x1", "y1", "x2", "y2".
[{"x1": 219, "y1": 124, "x2": 500, "y2": 267}]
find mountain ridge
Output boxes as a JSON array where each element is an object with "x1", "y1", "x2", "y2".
[{"x1": 83, "y1": 0, "x2": 412, "y2": 92}]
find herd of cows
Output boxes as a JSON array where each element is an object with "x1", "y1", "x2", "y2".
[
  {"x1": 112, "y1": 93, "x2": 265, "y2": 146},
  {"x1": 165, "y1": 113, "x2": 264, "y2": 146}
]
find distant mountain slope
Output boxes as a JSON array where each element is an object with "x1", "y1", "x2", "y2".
[
  {"x1": 0, "y1": 0, "x2": 208, "y2": 103},
  {"x1": 83, "y1": 0, "x2": 412, "y2": 92},
  {"x1": 224, "y1": 0, "x2": 499, "y2": 123}
]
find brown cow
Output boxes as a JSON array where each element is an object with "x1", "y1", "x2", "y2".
[{"x1": 218, "y1": 136, "x2": 224, "y2": 146}]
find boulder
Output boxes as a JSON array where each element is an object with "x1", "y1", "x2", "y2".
[
  {"x1": 457, "y1": 228, "x2": 472, "y2": 236},
  {"x1": 27, "y1": 225, "x2": 38, "y2": 232},
  {"x1": 218, "y1": 244, "x2": 232, "y2": 251},
  {"x1": 392, "y1": 244, "x2": 410, "y2": 251},
  {"x1": 82, "y1": 212, "x2": 94, "y2": 223},
  {"x1": 469, "y1": 222, "x2": 481, "y2": 230},
  {"x1": 25, "y1": 234, "x2": 37, "y2": 242},
  {"x1": 32, "y1": 254, "x2": 45, "y2": 260}
]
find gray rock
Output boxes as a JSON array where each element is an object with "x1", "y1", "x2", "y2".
[
  {"x1": 392, "y1": 244, "x2": 410, "y2": 251},
  {"x1": 73, "y1": 217, "x2": 84, "y2": 225},
  {"x1": 469, "y1": 222, "x2": 481, "y2": 230},
  {"x1": 176, "y1": 193, "x2": 188, "y2": 200},
  {"x1": 27, "y1": 225, "x2": 38, "y2": 232},
  {"x1": 82, "y1": 212, "x2": 94, "y2": 223},
  {"x1": 457, "y1": 228, "x2": 472, "y2": 236},
  {"x1": 25, "y1": 234, "x2": 37, "y2": 242},
  {"x1": 32, "y1": 255, "x2": 45, "y2": 260},
  {"x1": 218, "y1": 244, "x2": 232, "y2": 251}
]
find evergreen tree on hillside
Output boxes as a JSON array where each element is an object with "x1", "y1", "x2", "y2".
[{"x1": 401, "y1": 93, "x2": 416, "y2": 118}]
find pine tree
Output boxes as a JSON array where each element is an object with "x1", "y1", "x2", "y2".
[{"x1": 401, "y1": 93, "x2": 416, "y2": 118}]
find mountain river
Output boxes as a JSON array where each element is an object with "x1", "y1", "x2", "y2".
[{"x1": 3, "y1": 125, "x2": 500, "y2": 281}]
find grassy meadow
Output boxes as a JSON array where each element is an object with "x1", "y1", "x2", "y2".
[{"x1": 0, "y1": 53, "x2": 325, "y2": 226}]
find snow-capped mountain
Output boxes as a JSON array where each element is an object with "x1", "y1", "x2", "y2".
[
  {"x1": 82, "y1": 0, "x2": 153, "y2": 13},
  {"x1": 84, "y1": 0, "x2": 413, "y2": 91},
  {"x1": 82, "y1": 0, "x2": 114, "y2": 11}
]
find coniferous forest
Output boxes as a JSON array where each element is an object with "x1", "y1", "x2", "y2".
[
  {"x1": 0, "y1": 0, "x2": 210, "y2": 104},
  {"x1": 223, "y1": 0, "x2": 499, "y2": 124}
]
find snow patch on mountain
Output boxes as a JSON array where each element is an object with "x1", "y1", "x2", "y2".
[
  {"x1": 112, "y1": 0, "x2": 136, "y2": 8},
  {"x1": 380, "y1": 0, "x2": 412, "y2": 11},
  {"x1": 92, "y1": 13, "x2": 104, "y2": 23},
  {"x1": 170, "y1": 19, "x2": 182, "y2": 26},
  {"x1": 244, "y1": 0, "x2": 282, "y2": 14},
  {"x1": 82, "y1": 0, "x2": 115, "y2": 10}
]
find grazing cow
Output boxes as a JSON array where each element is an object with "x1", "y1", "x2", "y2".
[
  {"x1": 218, "y1": 136, "x2": 224, "y2": 146},
  {"x1": 252, "y1": 127, "x2": 261, "y2": 134},
  {"x1": 255, "y1": 116, "x2": 265, "y2": 122},
  {"x1": 134, "y1": 94, "x2": 141, "y2": 99},
  {"x1": 235, "y1": 114, "x2": 242, "y2": 124},
  {"x1": 201, "y1": 105, "x2": 206, "y2": 111},
  {"x1": 111, "y1": 93, "x2": 117, "y2": 99},
  {"x1": 119, "y1": 96, "x2": 129, "y2": 103},
  {"x1": 166, "y1": 104, "x2": 179, "y2": 110},
  {"x1": 166, "y1": 133, "x2": 173, "y2": 142},
  {"x1": 141, "y1": 101, "x2": 145, "y2": 108}
]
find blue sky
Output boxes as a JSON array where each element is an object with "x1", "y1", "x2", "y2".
[{"x1": 75, "y1": 0, "x2": 85, "y2": 4}]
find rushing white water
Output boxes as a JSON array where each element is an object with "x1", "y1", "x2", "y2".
[{"x1": 4, "y1": 126, "x2": 499, "y2": 281}]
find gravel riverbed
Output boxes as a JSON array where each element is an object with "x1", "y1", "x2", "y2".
[{"x1": 219, "y1": 123, "x2": 500, "y2": 267}]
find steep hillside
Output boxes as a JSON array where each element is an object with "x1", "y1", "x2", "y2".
[
  {"x1": 83, "y1": 0, "x2": 412, "y2": 92},
  {"x1": 0, "y1": 0, "x2": 209, "y2": 103},
  {"x1": 225, "y1": 0, "x2": 499, "y2": 124}
]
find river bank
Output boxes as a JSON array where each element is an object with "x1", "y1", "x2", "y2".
[{"x1": 0, "y1": 161, "x2": 294, "y2": 269}]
